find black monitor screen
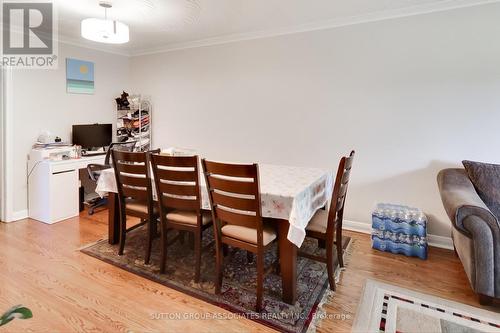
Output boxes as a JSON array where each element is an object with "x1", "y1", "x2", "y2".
[{"x1": 72, "y1": 124, "x2": 112, "y2": 150}]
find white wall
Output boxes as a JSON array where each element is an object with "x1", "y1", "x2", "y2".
[
  {"x1": 129, "y1": 3, "x2": 500, "y2": 238},
  {"x1": 10, "y1": 43, "x2": 129, "y2": 215}
]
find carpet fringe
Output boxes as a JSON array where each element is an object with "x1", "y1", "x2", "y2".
[
  {"x1": 306, "y1": 238, "x2": 357, "y2": 333},
  {"x1": 77, "y1": 239, "x2": 105, "y2": 251}
]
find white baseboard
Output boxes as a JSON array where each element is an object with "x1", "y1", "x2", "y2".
[
  {"x1": 427, "y1": 234, "x2": 454, "y2": 250},
  {"x1": 0, "y1": 212, "x2": 455, "y2": 250},
  {"x1": 343, "y1": 219, "x2": 454, "y2": 250},
  {"x1": 2, "y1": 209, "x2": 29, "y2": 223},
  {"x1": 343, "y1": 219, "x2": 372, "y2": 234}
]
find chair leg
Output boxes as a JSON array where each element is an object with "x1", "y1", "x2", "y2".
[
  {"x1": 275, "y1": 243, "x2": 280, "y2": 274},
  {"x1": 256, "y1": 250, "x2": 264, "y2": 312},
  {"x1": 318, "y1": 239, "x2": 326, "y2": 249},
  {"x1": 215, "y1": 243, "x2": 224, "y2": 294},
  {"x1": 188, "y1": 232, "x2": 195, "y2": 250},
  {"x1": 194, "y1": 230, "x2": 202, "y2": 283},
  {"x1": 326, "y1": 243, "x2": 336, "y2": 291},
  {"x1": 118, "y1": 209, "x2": 126, "y2": 255},
  {"x1": 160, "y1": 221, "x2": 167, "y2": 274},
  {"x1": 336, "y1": 228, "x2": 344, "y2": 268},
  {"x1": 478, "y1": 294, "x2": 493, "y2": 305},
  {"x1": 88, "y1": 198, "x2": 108, "y2": 216},
  {"x1": 144, "y1": 217, "x2": 153, "y2": 265},
  {"x1": 222, "y1": 244, "x2": 228, "y2": 256}
]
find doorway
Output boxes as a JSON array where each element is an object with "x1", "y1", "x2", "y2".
[
  {"x1": 0, "y1": 69, "x2": 6, "y2": 221},
  {"x1": 0, "y1": 68, "x2": 11, "y2": 222}
]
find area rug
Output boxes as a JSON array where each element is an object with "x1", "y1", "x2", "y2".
[
  {"x1": 81, "y1": 225, "x2": 353, "y2": 333},
  {"x1": 352, "y1": 279, "x2": 500, "y2": 333}
]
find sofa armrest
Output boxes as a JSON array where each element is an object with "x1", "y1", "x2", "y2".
[
  {"x1": 437, "y1": 168, "x2": 499, "y2": 234},
  {"x1": 462, "y1": 215, "x2": 500, "y2": 297}
]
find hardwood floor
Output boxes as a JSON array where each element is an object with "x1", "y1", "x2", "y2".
[{"x1": 0, "y1": 209, "x2": 496, "y2": 332}]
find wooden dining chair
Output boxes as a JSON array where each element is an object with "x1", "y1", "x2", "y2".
[
  {"x1": 202, "y1": 159, "x2": 278, "y2": 312},
  {"x1": 298, "y1": 150, "x2": 355, "y2": 291},
  {"x1": 86, "y1": 141, "x2": 137, "y2": 215},
  {"x1": 149, "y1": 154, "x2": 212, "y2": 281},
  {"x1": 111, "y1": 149, "x2": 158, "y2": 264}
]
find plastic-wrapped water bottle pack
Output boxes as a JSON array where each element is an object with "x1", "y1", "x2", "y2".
[{"x1": 371, "y1": 203, "x2": 428, "y2": 260}]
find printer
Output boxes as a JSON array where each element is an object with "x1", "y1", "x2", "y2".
[{"x1": 29, "y1": 146, "x2": 77, "y2": 162}]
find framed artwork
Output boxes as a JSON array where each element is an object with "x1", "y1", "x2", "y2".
[{"x1": 66, "y1": 58, "x2": 94, "y2": 94}]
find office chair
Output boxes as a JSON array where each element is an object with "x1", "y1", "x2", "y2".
[{"x1": 86, "y1": 141, "x2": 137, "y2": 215}]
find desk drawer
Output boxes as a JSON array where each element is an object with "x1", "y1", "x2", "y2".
[{"x1": 51, "y1": 163, "x2": 77, "y2": 174}]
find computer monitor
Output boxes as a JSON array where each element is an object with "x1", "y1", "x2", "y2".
[{"x1": 72, "y1": 124, "x2": 112, "y2": 151}]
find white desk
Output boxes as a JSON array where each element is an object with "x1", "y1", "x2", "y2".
[{"x1": 28, "y1": 155, "x2": 105, "y2": 224}]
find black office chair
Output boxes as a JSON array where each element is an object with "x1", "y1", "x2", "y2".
[{"x1": 86, "y1": 141, "x2": 137, "y2": 215}]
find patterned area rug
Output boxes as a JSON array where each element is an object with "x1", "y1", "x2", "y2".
[
  {"x1": 81, "y1": 226, "x2": 352, "y2": 333},
  {"x1": 352, "y1": 280, "x2": 500, "y2": 333}
]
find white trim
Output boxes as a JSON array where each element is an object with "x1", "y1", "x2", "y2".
[
  {"x1": 1, "y1": 65, "x2": 29, "y2": 223},
  {"x1": 4, "y1": 23, "x2": 131, "y2": 57},
  {"x1": 343, "y1": 219, "x2": 454, "y2": 250},
  {"x1": 57, "y1": 36, "x2": 131, "y2": 57},
  {"x1": 343, "y1": 219, "x2": 373, "y2": 234},
  {"x1": 0, "y1": 70, "x2": 5, "y2": 222},
  {"x1": 6, "y1": 210, "x2": 29, "y2": 222},
  {"x1": 3, "y1": 68, "x2": 15, "y2": 222},
  {"x1": 130, "y1": 0, "x2": 500, "y2": 56},
  {"x1": 0, "y1": 68, "x2": 14, "y2": 223},
  {"x1": 427, "y1": 234, "x2": 454, "y2": 250}
]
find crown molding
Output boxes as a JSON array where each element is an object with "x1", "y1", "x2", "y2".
[
  {"x1": 130, "y1": 0, "x2": 500, "y2": 57},
  {"x1": 56, "y1": 35, "x2": 131, "y2": 57},
  {"x1": 4, "y1": 25, "x2": 132, "y2": 57}
]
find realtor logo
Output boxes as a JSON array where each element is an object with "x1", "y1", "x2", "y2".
[{"x1": 2, "y1": 1, "x2": 58, "y2": 68}]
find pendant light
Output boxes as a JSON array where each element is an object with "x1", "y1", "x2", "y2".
[{"x1": 81, "y1": 1, "x2": 129, "y2": 44}]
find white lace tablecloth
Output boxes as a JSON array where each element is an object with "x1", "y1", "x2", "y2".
[{"x1": 96, "y1": 164, "x2": 333, "y2": 247}]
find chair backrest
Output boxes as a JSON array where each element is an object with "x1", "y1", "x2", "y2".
[
  {"x1": 326, "y1": 151, "x2": 355, "y2": 236},
  {"x1": 111, "y1": 150, "x2": 154, "y2": 209},
  {"x1": 202, "y1": 159, "x2": 264, "y2": 244},
  {"x1": 104, "y1": 141, "x2": 137, "y2": 165},
  {"x1": 150, "y1": 154, "x2": 201, "y2": 216}
]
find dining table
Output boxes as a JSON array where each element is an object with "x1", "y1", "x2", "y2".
[{"x1": 96, "y1": 163, "x2": 333, "y2": 305}]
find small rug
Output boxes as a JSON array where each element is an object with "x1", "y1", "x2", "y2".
[
  {"x1": 81, "y1": 225, "x2": 353, "y2": 333},
  {"x1": 352, "y1": 280, "x2": 500, "y2": 333}
]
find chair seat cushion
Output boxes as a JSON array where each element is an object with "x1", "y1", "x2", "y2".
[
  {"x1": 306, "y1": 209, "x2": 328, "y2": 234},
  {"x1": 166, "y1": 210, "x2": 212, "y2": 226},
  {"x1": 221, "y1": 224, "x2": 276, "y2": 245},
  {"x1": 125, "y1": 198, "x2": 157, "y2": 215}
]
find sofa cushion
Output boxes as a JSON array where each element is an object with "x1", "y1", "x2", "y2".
[{"x1": 463, "y1": 160, "x2": 500, "y2": 220}]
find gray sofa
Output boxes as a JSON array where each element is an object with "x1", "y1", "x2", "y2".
[{"x1": 437, "y1": 168, "x2": 500, "y2": 305}]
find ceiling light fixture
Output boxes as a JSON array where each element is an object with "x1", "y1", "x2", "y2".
[{"x1": 81, "y1": 1, "x2": 129, "y2": 44}]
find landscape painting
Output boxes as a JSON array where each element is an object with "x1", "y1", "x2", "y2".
[{"x1": 66, "y1": 58, "x2": 94, "y2": 94}]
